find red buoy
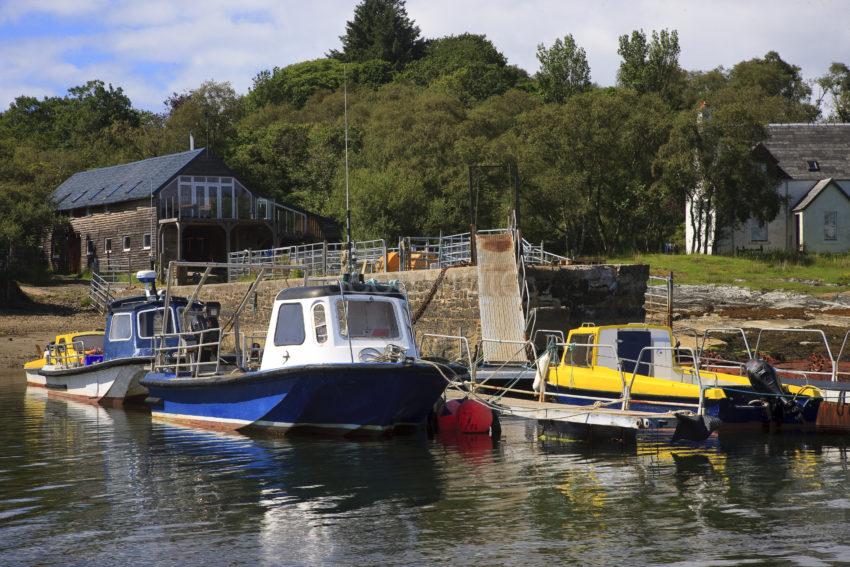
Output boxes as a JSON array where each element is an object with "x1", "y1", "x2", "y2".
[
  {"x1": 457, "y1": 399, "x2": 493, "y2": 434},
  {"x1": 438, "y1": 398, "x2": 493, "y2": 434}
]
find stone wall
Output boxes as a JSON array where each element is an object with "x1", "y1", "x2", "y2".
[
  {"x1": 138, "y1": 263, "x2": 647, "y2": 358},
  {"x1": 525, "y1": 264, "x2": 648, "y2": 339}
]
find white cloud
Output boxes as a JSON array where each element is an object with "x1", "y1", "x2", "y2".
[{"x1": 0, "y1": 0, "x2": 848, "y2": 111}]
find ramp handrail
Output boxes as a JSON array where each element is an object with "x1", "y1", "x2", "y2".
[{"x1": 419, "y1": 333, "x2": 473, "y2": 373}]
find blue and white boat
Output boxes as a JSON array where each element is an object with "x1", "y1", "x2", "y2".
[
  {"x1": 142, "y1": 271, "x2": 460, "y2": 435},
  {"x1": 40, "y1": 271, "x2": 214, "y2": 405}
]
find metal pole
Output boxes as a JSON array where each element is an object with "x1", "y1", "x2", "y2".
[
  {"x1": 667, "y1": 270, "x2": 674, "y2": 328},
  {"x1": 468, "y1": 166, "x2": 477, "y2": 265}
]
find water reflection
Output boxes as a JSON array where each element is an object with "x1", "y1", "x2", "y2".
[{"x1": 3, "y1": 372, "x2": 850, "y2": 565}]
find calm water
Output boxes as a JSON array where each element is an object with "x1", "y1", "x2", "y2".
[{"x1": 2, "y1": 371, "x2": 850, "y2": 566}]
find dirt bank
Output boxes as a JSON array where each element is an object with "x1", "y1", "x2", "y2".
[{"x1": 0, "y1": 281, "x2": 105, "y2": 368}]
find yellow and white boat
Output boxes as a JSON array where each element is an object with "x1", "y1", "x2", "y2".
[
  {"x1": 544, "y1": 323, "x2": 821, "y2": 428},
  {"x1": 24, "y1": 331, "x2": 104, "y2": 387}
]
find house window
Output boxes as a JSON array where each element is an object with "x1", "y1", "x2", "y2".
[
  {"x1": 824, "y1": 211, "x2": 838, "y2": 241},
  {"x1": 807, "y1": 160, "x2": 820, "y2": 172},
  {"x1": 751, "y1": 219, "x2": 768, "y2": 242},
  {"x1": 104, "y1": 238, "x2": 112, "y2": 253},
  {"x1": 274, "y1": 303, "x2": 305, "y2": 346},
  {"x1": 313, "y1": 304, "x2": 327, "y2": 344},
  {"x1": 143, "y1": 234, "x2": 151, "y2": 250},
  {"x1": 122, "y1": 236, "x2": 131, "y2": 251}
]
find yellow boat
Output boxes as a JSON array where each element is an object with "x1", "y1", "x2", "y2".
[
  {"x1": 544, "y1": 323, "x2": 821, "y2": 428},
  {"x1": 24, "y1": 331, "x2": 104, "y2": 387}
]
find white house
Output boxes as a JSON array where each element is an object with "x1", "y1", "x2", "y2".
[{"x1": 686, "y1": 123, "x2": 850, "y2": 254}]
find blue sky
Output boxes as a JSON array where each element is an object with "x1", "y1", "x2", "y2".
[{"x1": 1, "y1": 0, "x2": 848, "y2": 112}]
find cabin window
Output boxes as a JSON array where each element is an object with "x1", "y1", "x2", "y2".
[
  {"x1": 313, "y1": 304, "x2": 328, "y2": 343},
  {"x1": 109, "y1": 313, "x2": 132, "y2": 341},
  {"x1": 137, "y1": 308, "x2": 176, "y2": 339},
  {"x1": 123, "y1": 236, "x2": 131, "y2": 251},
  {"x1": 274, "y1": 303, "x2": 305, "y2": 346},
  {"x1": 143, "y1": 234, "x2": 151, "y2": 250},
  {"x1": 73, "y1": 334, "x2": 104, "y2": 352},
  {"x1": 105, "y1": 238, "x2": 112, "y2": 253},
  {"x1": 566, "y1": 333, "x2": 594, "y2": 367},
  {"x1": 335, "y1": 299, "x2": 399, "y2": 339},
  {"x1": 825, "y1": 211, "x2": 838, "y2": 241}
]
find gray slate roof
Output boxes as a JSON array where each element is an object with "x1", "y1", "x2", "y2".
[
  {"x1": 763, "y1": 124, "x2": 850, "y2": 180},
  {"x1": 792, "y1": 178, "x2": 850, "y2": 211},
  {"x1": 53, "y1": 148, "x2": 205, "y2": 211}
]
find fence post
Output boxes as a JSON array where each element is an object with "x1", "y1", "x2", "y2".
[
  {"x1": 322, "y1": 241, "x2": 328, "y2": 276},
  {"x1": 666, "y1": 270, "x2": 674, "y2": 328},
  {"x1": 382, "y1": 240, "x2": 387, "y2": 273}
]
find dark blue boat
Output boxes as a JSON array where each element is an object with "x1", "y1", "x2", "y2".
[{"x1": 141, "y1": 277, "x2": 461, "y2": 435}]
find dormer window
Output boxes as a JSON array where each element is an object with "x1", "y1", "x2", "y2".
[{"x1": 807, "y1": 160, "x2": 820, "y2": 172}]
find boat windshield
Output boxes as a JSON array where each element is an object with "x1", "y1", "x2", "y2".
[
  {"x1": 336, "y1": 299, "x2": 400, "y2": 340},
  {"x1": 73, "y1": 334, "x2": 103, "y2": 352}
]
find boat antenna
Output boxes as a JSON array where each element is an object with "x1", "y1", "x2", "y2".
[{"x1": 343, "y1": 65, "x2": 355, "y2": 275}]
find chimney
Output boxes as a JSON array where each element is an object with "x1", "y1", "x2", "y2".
[{"x1": 189, "y1": 132, "x2": 195, "y2": 151}]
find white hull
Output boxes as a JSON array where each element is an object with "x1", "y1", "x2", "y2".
[
  {"x1": 26, "y1": 369, "x2": 46, "y2": 387},
  {"x1": 41, "y1": 362, "x2": 149, "y2": 403}
]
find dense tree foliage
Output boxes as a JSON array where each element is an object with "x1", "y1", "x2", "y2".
[
  {"x1": 329, "y1": 0, "x2": 424, "y2": 68},
  {"x1": 535, "y1": 35, "x2": 591, "y2": 103},
  {"x1": 0, "y1": 0, "x2": 837, "y2": 285}
]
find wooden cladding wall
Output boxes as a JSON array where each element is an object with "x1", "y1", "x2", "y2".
[{"x1": 67, "y1": 200, "x2": 156, "y2": 273}]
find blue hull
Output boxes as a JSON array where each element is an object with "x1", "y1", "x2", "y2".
[
  {"x1": 141, "y1": 362, "x2": 452, "y2": 435},
  {"x1": 546, "y1": 384, "x2": 821, "y2": 428}
]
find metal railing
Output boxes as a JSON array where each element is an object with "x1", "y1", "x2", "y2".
[
  {"x1": 153, "y1": 327, "x2": 227, "y2": 378},
  {"x1": 227, "y1": 228, "x2": 571, "y2": 281},
  {"x1": 645, "y1": 272, "x2": 673, "y2": 327},
  {"x1": 89, "y1": 272, "x2": 115, "y2": 314},
  {"x1": 46, "y1": 341, "x2": 87, "y2": 368}
]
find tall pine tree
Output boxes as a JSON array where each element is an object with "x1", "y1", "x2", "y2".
[{"x1": 330, "y1": 0, "x2": 425, "y2": 68}]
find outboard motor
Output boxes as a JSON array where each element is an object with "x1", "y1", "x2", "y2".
[
  {"x1": 672, "y1": 413, "x2": 722, "y2": 442},
  {"x1": 745, "y1": 358, "x2": 801, "y2": 423}
]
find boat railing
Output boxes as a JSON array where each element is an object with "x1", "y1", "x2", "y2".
[
  {"x1": 545, "y1": 341, "x2": 633, "y2": 409},
  {"x1": 753, "y1": 328, "x2": 837, "y2": 382},
  {"x1": 470, "y1": 339, "x2": 539, "y2": 397},
  {"x1": 627, "y1": 346, "x2": 706, "y2": 413},
  {"x1": 240, "y1": 332, "x2": 266, "y2": 371},
  {"x1": 46, "y1": 340, "x2": 87, "y2": 368},
  {"x1": 153, "y1": 327, "x2": 228, "y2": 378},
  {"x1": 419, "y1": 333, "x2": 474, "y2": 375}
]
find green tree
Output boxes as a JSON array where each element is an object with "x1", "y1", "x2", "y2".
[
  {"x1": 330, "y1": 0, "x2": 424, "y2": 68},
  {"x1": 535, "y1": 34, "x2": 591, "y2": 103},
  {"x1": 817, "y1": 62, "x2": 850, "y2": 122},
  {"x1": 400, "y1": 34, "x2": 528, "y2": 103},
  {"x1": 617, "y1": 29, "x2": 685, "y2": 106},
  {"x1": 729, "y1": 51, "x2": 818, "y2": 121},
  {"x1": 655, "y1": 101, "x2": 781, "y2": 254},
  {"x1": 164, "y1": 80, "x2": 242, "y2": 154},
  {"x1": 246, "y1": 58, "x2": 393, "y2": 109}
]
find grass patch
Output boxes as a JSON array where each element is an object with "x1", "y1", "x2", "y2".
[{"x1": 609, "y1": 253, "x2": 850, "y2": 294}]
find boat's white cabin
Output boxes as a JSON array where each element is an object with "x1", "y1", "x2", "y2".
[{"x1": 260, "y1": 284, "x2": 417, "y2": 371}]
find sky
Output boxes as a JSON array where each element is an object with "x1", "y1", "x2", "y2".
[{"x1": 0, "y1": 0, "x2": 848, "y2": 112}]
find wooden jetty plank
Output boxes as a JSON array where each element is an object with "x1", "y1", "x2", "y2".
[{"x1": 475, "y1": 233, "x2": 527, "y2": 363}]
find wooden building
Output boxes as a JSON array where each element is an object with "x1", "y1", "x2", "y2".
[{"x1": 47, "y1": 148, "x2": 335, "y2": 276}]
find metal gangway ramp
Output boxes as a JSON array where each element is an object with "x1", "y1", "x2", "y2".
[{"x1": 476, "y1": 232, "x2": 527, "y2": 363}]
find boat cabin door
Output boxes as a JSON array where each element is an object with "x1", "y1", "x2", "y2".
[{"x1": 616, "y1": 330, "x2": 652, "y2": 376}]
